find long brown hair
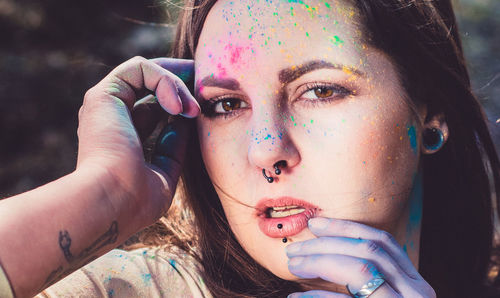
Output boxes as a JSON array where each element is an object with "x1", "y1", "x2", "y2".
[{"x1": 141, "y1": 0, "x2": 500, "y2": 297}]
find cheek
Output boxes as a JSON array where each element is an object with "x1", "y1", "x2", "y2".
[
  {"x1": 196, "y1": 118, "x2": 249, "y2": 187},
  {"x1": 292, "y1": 98, "x2": 419, "y2": 221}
]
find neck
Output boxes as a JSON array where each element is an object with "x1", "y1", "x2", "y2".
[{"x1": 394, "y1": 169, "x2": 423, "y2": 270}]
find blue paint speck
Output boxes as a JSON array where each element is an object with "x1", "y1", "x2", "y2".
[
  {"x1": 407, "y1": 125, "x2": 417, "y2": 154},
  {"x1": 141, "y1": 273, "x2": 152, "y2": 285}
]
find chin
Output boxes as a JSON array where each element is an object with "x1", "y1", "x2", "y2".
[{"x1": 252, "y1": 227, "x2": 318, "y2": 281}]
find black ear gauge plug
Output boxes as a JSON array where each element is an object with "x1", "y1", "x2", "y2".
[{"x1": 262, "y1": 169, "x2": 274, "y2": 183}]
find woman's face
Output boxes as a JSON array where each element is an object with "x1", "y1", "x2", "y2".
[{"x1": 194, "y1": 0, "x2": 422, "y2": 280}]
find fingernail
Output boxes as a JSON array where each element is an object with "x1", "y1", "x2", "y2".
[
  {"x1": 285, "y1": 243, "x2": 301, "y2": 255},
  {"x1": 308, "y1": 217, "x2": 330, "y2": 230},
  {"x1": 176, "y1": 94, "x2": 183, "y2": 114},
  {"x1": 288, "y1": 256, "x2": 304, "y2": 267}
]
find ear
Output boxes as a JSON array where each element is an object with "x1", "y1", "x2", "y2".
[{"x1": 420, "y1": 113, "x2": 449, "y2": 154}]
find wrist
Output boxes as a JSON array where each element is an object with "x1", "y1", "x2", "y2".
[{"x1": 72, "y1": 164, "x2": 149, "y2": 238}]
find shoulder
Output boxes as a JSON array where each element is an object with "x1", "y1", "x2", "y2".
[{"x1": 36, "y1": 247, "x2": 211, "y2": 297}]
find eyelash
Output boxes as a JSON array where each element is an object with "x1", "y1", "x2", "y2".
[
  {"x1": 200, "y1": 82, "x2": 354, "y2": 119},
  {"x1": 296, "y1": 82, "x2": 353, "y2": 107},
  {"x1": 200, "y1": 95, "x2": 250, "y2": 119}
]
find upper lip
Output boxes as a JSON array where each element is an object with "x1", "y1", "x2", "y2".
[{"x1": 255, "y1": 196, "x2": 319, "y2": 217}]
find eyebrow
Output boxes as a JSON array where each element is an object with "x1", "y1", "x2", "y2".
[
  {"x1": 197, "y1": 76, "x2": 241, "y2": 96},
  {"x1": 279, "y1": 60, "x2": 364, "y2": 84},
  {"x1": 197, "y1": 59, "x2": 363, "y2": 96}
]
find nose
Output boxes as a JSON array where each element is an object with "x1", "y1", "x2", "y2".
[{"x1": 247, "y1": 111, "x2": 301, "y2": 178}]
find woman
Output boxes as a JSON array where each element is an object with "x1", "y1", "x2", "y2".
[{"x1": 0, "y1": 0, "x2": 498, "y2": 297}]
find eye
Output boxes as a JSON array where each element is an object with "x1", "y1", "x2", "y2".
[
  {"x1": 216, "y1": 98, "x2": 246, "y2": 113},
  {"x1": 200, "y1": 96, "x2": 249, "y2": 119},
  {"x1": 298, "y1": 83, "x2": 353, "y2": 103},
  {"x1": 304, "y1": 87, "x2": 334, "y2": 99}
]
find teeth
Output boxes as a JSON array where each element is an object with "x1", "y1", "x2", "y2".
[
  {"x1": 269, "y1": 207, "x2": 306, "y2": 218},
  {"x1": 272, "y1": 205, "x2": 299, "y2": 211}
]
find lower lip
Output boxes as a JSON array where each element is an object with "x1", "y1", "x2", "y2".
[{"x1": 258, "y1": 208, "x2": 318, "y2": 238}]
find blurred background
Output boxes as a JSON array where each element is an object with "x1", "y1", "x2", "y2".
[{"x1": 0, "y1": 0, "x2": 499, "y2": 197}]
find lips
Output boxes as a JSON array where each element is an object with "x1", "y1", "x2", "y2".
[{"x1": 256, "y1": 197, "x2": 319, "y2": 238}]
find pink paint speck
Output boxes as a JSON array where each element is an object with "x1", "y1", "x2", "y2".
[{"x1": 224, "y1": 44, "x2": 246, "y2": 65}]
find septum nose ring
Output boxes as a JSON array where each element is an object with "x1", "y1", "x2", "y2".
[{"x1": 262, "y1": 161, "x2": 286, "y2": 183}]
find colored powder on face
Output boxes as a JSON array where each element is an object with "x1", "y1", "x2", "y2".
[
  {"x1": 141, "y1": 273, "x2": 152, "y2": 285},
  {"x1": 324, "y1": 1, "x2": 331, "y2": 8},
  {"x1": 305, "y1": 32, "x2": 309, "y2": 37},
  {"x1": 342, "y1": 65, "x2": 353, "y2": 75},
  {"x1": 330, "y1": 35, "x2": 344, "y2": 46},
  {"x1": 407, "y1": 125, "x2": 417, "y2": 154},
  {"x1": 310, "y1": 119, "x2": 314, "y2": 124},
  {"x1": 368, "y1": 197, "x2": 375, "y2": 203}
]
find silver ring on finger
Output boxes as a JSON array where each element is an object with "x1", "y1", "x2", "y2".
[{"x1": 346, "y1": 273, "x2": 386, "y2": 298}]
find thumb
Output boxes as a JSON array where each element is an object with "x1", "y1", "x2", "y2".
[{"x1": 150, "y1": 117, "x2": 193, "y2": 189}]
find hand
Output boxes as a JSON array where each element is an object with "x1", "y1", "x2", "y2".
[
  {"x1": 77, "y1": 56, "x2": 200, "y2": 227},
  {"x1": 286, "y1": 217, "x2": 436, "y2": 298}
]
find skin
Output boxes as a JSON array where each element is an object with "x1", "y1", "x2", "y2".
[
  {"x1": 0, "y1": 1, "x2": 446, "y2": 296},
  {"x1": 194, "y1": 0, "x2": 442, "y2": 295}
]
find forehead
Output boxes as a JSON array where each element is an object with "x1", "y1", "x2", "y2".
[{"x1": 195, "y1": 0, "x2": 368, "y2": 80}]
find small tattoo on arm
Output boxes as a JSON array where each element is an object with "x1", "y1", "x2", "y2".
[{"x1": 41, "y1": 221, "x2": 119, "y2": 291}]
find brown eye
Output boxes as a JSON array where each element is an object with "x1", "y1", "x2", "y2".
[
  {"x1": 221, "y1": 98, "x2": 241, "y2": 112},
  {"x1": 313, "y1": 87, "x2": 334, "y2": 98},
  {"x1": 300, "y1": 83, "x2": 352, "y2": 102}
]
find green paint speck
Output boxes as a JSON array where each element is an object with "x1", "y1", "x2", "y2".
[
  {"x1": 310, "y1": 119, "x2": 314, "y2": 124},
  {"x1": 306, "y1": 32, "x2": 309, "y2": 37},
  {"x1": 324, "y1": 2, "x2": 331, "y2": 8},
  {"x1": 331, "y1": 35, "x2": 344, "y2": 46}
]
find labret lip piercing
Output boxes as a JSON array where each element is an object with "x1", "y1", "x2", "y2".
[{"x1": 277, "y1": 223, "x2": 287, "y2": 243}]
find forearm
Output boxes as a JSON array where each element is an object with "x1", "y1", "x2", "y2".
[{"x1": 0, "y1": 167, "x2": 143, "y2": 297}]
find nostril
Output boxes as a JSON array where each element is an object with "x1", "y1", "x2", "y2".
[{"x1": 273, "y1": 160, "x2": 287, "y2": 175}]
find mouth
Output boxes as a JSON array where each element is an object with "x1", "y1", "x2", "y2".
[{"x1": 256, "y1": 197, "x2": 319, "y2": 238}]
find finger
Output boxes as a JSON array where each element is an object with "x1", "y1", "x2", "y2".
[
  {"x1": 286, "y1": 237, "x2": 413, "y2": 294},
  {"x1": 288, "y1": 254, "x2": 400, "y2": 297},
  {"x1": 132, "y1": 95, "x2": 164, "y2": 142},
  {"x1": 151, "y1": 118, "x2": 192, "y2": 186},
  {"x1": 288, "y1": 290, "x2": 350, "y2": 298},
  {"x1": 151, "y1": 57, "x2": 200, "y2": 118},
  {"x1": 100, "y1": 56, "x2": 199, "y2": 118},
  {"x1": 151, "y1": 58, "x2": 194, "y2": 82},
  {"x1": 307, "y1": 217, "x2": 419, "y2": 279}
]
